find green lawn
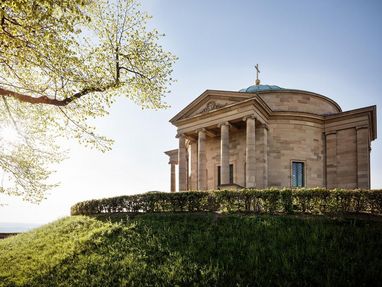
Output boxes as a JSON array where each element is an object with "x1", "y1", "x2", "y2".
[{"x1": 0, "y1": 213, "x2": 381, "y2": 286}]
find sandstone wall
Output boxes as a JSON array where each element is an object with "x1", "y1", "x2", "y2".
[
  {"x1": 267, "y1": 119, "x2": 325, "y2": 187},
  {"x1": 259, "y1": 92, "x2": 340, "y2": 115},
  {"x1": 325, "y1": 127, "x2": 370, "y2": 189}
]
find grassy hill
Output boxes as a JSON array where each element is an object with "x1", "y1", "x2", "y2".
[{"x1": 0, "y1": 213, "x2": 381, "y2": 286}]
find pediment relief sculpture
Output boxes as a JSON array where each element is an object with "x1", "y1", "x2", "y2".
[{"x1": 199, "y1": 101, "x2": 226, "y2": 114}]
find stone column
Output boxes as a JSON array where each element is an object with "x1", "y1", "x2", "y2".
[
  {"x1": 197, "y1": 129, "x2": 207, "y2": 190},
  {"x1": 220, "y1": 122, "x2": 230, "y2": 185},
  {"x1": 190, "y1": 141, "x2": 198, "y2": 190},
  {"x1": 164, "y1": 149, "x2": 178, "y2": 192},
  {"x1": 178, "y1": 134, "x2": 187, "y2": 191},
  {"x1": 170, "y1": 163, "x2": 176, "y2": 192},
  {"x1": 257, "y1": 124, "x2": 268, "y2": 188},
  {"x1": 356, "y1": 127, "x2": 370, "y2": 189},
  {"x1": 245, "y1": 116, "x2": 256, "y2": 188}
]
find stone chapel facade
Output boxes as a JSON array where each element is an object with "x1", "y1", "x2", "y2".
[{"x1": 165, "y1": 84, "x2": 377, "y2": 192}]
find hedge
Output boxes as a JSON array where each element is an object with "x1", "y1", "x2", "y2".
[{"x1": 70, "y1": 188, "x2": 382, "y2": 216}]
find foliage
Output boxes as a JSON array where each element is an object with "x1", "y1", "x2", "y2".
[
  {"x1": 1, "y1": 214, "x2": 382, "y2": 286},
  {"x1": 0, "y1": 0, "x2": 176, "y2": 201},
  {"x1": 70, "y1": 188, "x2": 382, "y2": 216}
]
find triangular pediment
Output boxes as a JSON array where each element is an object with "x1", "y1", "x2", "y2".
[{"x1": 170, "y1": 90, "x2": 253, "y2": 124}]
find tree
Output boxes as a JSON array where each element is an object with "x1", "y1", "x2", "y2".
[{"x1": 0, "y1": 0, "x2": 176, "y2": 202}]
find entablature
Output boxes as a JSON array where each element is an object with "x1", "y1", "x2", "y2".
[{"x1": 324, "y1": 105, "x2": 377, "y2": 140}]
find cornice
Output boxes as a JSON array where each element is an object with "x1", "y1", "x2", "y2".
[
  {"x1": 324, "y1": 105, "x2": 377, "y2": 140},
  {"x1": 271, "y1": 111, "x2": 324, "y2": 124}
]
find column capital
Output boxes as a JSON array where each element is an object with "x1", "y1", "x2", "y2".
[
  {"x1": 184, "y1": 134, "x2": 197, "y2": 142},
  {"x1": 325, "y1": 131, "x2": 337, "y2": 136},
  {"x1": 242, "y1": 115, "x2": 256, "y2": 122},
  {"x1": 356, "y1": 125, "x2": 369, "y2": 130},
  {"x1": 260, "y1": 123, "x2": 269, "y2": 130},
  {"x1": 165, "y1": 149, "x2": 179, "y2": 165},
  {"x1": 197, "y1": 128, "x2": 207, "y2": 134},
  {"x1": 176, "y1": 133, "x2": 185, "y2": 139},
  {"x1": 217, "y1": 121, "x2": 231, "y2": 128}
]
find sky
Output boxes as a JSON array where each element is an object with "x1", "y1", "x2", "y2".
[{"x1": 0, "y1": 0, "x2": 381, "y2": 227}]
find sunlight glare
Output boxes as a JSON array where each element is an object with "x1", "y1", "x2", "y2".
[{"x1": 0, "y1": 126, "x2": 21, "y2": 145}]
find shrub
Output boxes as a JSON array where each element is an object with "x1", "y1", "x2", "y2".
[{"x1": 70, "y1": 189, "x2": 382, "y2": 216}]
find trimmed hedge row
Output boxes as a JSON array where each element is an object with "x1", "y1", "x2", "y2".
[{"x1": 71, "y1": 189, "x2": 382, "y2": 216}]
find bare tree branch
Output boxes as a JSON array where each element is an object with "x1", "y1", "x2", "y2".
[
  {"x1": 0, "y1": 83, "x2": 115, "y2": 106},
  {"x1": 119, "y1": 66, "x2": 149, "y2": 80}
]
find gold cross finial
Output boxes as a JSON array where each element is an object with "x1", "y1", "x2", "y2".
[{"x1": 255, "y1": 64, "x2": 260, "y2": 85}]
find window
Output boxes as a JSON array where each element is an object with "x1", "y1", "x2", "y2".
[
  {"x1": 217, "y1": 164, "x2": 234, "y2": 186},
  {"x1": 291, "y1": 161, "x2": 305, "y2": 187}
]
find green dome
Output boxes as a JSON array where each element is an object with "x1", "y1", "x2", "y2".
[{"x1": 239, "y1": 84, "x2": 284, "y2": 93}]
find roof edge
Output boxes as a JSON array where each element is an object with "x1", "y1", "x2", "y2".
[
  {"x1": 240, "y1": 88, "x2": 343, "y2": 113},
  {"x1": 325, "y1": 105, "x2": 377, "y2": 140},
  {"x1": 170, "y1": 88, "x2": 343, "y2": 125},
  {"x1": 169, "y1": 89, "x2": 253, "y2": 124}
]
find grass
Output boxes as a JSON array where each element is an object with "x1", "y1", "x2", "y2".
[{"x1": 0, "y1": 213, "x2": 381, "y2": 286}]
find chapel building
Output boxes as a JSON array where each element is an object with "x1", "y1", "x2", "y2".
[{"x1": 165, "y1": 80, "x2": 377, "y2": 192}]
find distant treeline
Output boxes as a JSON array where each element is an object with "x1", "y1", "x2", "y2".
[{"x1": 0, "y1": 233, "x2": 18, "y2": 240}]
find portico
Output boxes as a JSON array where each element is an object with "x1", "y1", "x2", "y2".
[{"x1": 166, "y1": 90, "x2": 271, "y2": 191}]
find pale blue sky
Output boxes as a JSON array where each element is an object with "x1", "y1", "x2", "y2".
[{"x1": 0, "y1": 0, "x2": 381, "y2": 226}]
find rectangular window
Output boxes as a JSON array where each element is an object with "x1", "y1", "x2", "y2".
[
  {"x1": 291, "y1": 161, "x2": 305, "y2": 187},
  {"x1": 217, "y1": 164, "x2": 234, "y2": 186}
]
